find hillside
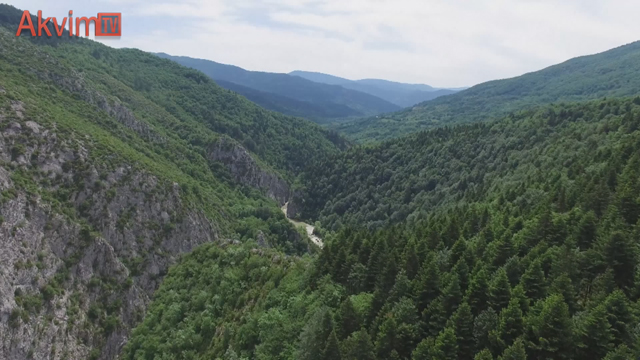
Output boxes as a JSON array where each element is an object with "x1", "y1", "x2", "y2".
[
  {"x1": 155, "y1": 53, "x2": 401, "y2": 122},
  {"x1": 338, "y1": 41, "x2": 640, "y2": 142},
  {"x1": 291, "y1": 70, "x2": 459, "y2": 108},
  {"x1": 125, "y1": 97, "x2": 640, "y2": 360},
  {"x1": 0, "y1": 5, "x2": 341, "y2": 359}
]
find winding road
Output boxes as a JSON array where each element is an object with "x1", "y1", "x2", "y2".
[{"x1": 281, "y1": 202, "x2": 323, "y2": 248}]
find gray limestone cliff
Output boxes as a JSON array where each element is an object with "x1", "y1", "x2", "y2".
[
  {"x1": 0, "y1": 103, "x2": 218, "y2": 360},
  {"x1": 208, "y1": 137, "x2": 290, "y2": 205}
]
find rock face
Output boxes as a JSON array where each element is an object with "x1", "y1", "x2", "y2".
[
  {"x1": 208, "y1": 137, "x2": 290, "y2": 205},
  {"x1": 0, "y1": 105, "x2": 218, "y2": 359},
  {"x1": 286, "y1": 191, "x2": 304, "y2": 219}
]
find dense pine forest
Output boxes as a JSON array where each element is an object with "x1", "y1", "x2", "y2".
[{"x1": 124, "y1": 97, "x2": 640, "y2": 360}]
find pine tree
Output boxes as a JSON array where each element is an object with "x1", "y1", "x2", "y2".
[
  {"x1": 322, "y1": 330, "x2": 342, "y2": 360},
  {"x1": 519, "y1": 260, "x2": 546, "y2": 302},
  {"x1": 450, "y1": 237, "x2": 468, "y2": 266},
  {"x1": 297, "y1": 307, "x2": 335, "y2": 360},
  {"x1": 601, "y1": 231, "x2": 637, "y2": 290},
  {"x1": 338, "y1": 298, "x2": 361, "y2": 340},
  {"x1": 474, "y1": 308, "x2": 499, "y2": 353},
  {"x1": 414, "y1": 256, "x2": 441, "y2": 313},
  {"x1": 498, "y1": 298, "x2": 524, "y2": 348},
  {"x1": 489, "y1": 269, "x2": 511, "y2": 312},
  {"x1": 603, "y1": 290, "x2": 636, "y2": 347},
  {"x1": 525, "y1": 295, "x2": 573, "y2": 359},
  {"x1": 492, "y1": 239, "x2": 513, "y2": 269},
  {"x1": 454, "y1": 260, "x2": 471, "y2": 293},
  {"x1": 442, "y1": 274, "x2": 462, "y2": 316},
  {"x1": 575, "y1": 305, "x2": 614, "y2": 360},
  {"x1": 388, "y1": 271, "x2": 411, "y2": 305},
  {"x1": 341, "y1": 329, "x2": 375, "y2": 360},
  {"x1": 498, "y1": 338, "x2": 526, "y2": 360},
  {"x1": 392, "y1": 298, "x2": 422, "y2": 360},
  {"x1": 467, "y1": 268, "x2": 490, "y2": 316},
  {"x1": 603, "y1": 344, "x2": 637, "y2": 360},
  {"x1": 451, "y1": 301, "x2": 475, "y2": 360},
  {"x1": 474, "y1": 349, "x2": 494, "y2": 360},
  {"x1": 423, "y1": 296, "x2": 448, "y2": 338},
  {"x1": 574, "y1": 211, "x2": 598, "y2": 250},
  {"x1": 404, "y1": 239, "x2": 421, "y2": 280},
  {"x1": 412, "y1": 337, "x2": 434, "y2": 360},
  {"x1": 431, "y1": 327, "x2": 458, "y2": 360},
  {"x1": 549, "y1": 274, "x2": 577, "y2": 314}
]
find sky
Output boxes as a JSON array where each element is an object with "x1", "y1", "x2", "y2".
[{"x1": 10, "y1": 0, "x2": 640, "y2": 88}]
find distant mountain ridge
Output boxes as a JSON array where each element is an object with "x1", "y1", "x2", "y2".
[
  {"x1": 289, "y1": 70, "x2": 459, "y2": 107},
  {"x1": 337, "y1": 40, "x2": 640, "y2": 142},
  {"x1": 155, "y1": 53, "x2": 401, "y2": 123}
]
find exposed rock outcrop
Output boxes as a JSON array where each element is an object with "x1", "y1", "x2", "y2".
[
  {"x1": 0, "y1": 106, "x2": 217, "y2": 359},
  {"x1": 208, "y1": 137, "x2": 290, "y2": 205}
]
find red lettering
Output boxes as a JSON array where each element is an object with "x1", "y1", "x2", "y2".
[
  {"x1": 76, "y1": 16, "x2": 97, "y2": 37},
  {"x1": 16, "y1": 10, "x2": 35, "y2": 36},
  {"x1": 53, "y1": 17, "x2": 67, "y2": 36},
  {"x1": 37, "y1": 10, "x2": 52, "y2": 37}
]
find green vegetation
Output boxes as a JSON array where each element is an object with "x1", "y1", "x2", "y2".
[
  {"x1": 301, "y1": 97, "x2": 640, "y2": 231},
  {"x1": 338, "y1": 41, "x2": 640, "y2": 142},
  {"x1": 0, "y1": 4, "x2": 346, "y2": 252},
  {"x1": 124, "y1": 97, "x2": 640, "y2": 359}
]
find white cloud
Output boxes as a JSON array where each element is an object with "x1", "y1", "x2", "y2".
[{"x1": 10, "y1": 0, "x2": 640, "y2": 87}]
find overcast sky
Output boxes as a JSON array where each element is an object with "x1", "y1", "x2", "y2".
[{"x1": 11, "y1": 0, "x2": 640, "y2": 88}]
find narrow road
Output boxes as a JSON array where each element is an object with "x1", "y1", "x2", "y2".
[{"x1": 281, "y1": 202, "x2": 323, "y2": 248}]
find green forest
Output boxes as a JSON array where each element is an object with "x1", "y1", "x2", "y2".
[
  {"x1": 2, "y1": 4, "x2": 640, "y2": 360},
  {"x1": 337, "y1": 41, "x2": 640, "y2": 142},
  {"x1": 124, "y1": 97, "x2": 640, "y2": 360}
]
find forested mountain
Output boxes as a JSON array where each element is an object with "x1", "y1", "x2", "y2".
[
  {"x1": 125, "y1": 97, "x2": 640, "y2": 360},
  {"x1": 213, "y1": 80, "x2": 361, "y2": 124},
  {"x1": 155, "y1": 53, "x2": 401, "y2": 122},
  {"x1": 338, "y1": 41, "x2": 640, "y2": 142},
  {"x1": 4, "y1": 4, "x2": 640, "y2": 360},
  {"x1": 0, "y1": 5, "x2": 341, "y2": 359},
  {"x1": 290, "y1": 70, "x2": 459, "y2": 108}
]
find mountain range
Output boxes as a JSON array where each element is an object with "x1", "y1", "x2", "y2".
[
  {"x1": 337, "y1": 40, "x2": 640, "y2": 141},
  {"x1": 290, "y1": 70, "x2": 460, "y2": 108},
  {"x1": 155, "y1": 54, "x2": 458, "y2": 123}
]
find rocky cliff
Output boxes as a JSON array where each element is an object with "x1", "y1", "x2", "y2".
[
  {"x1": 0, "y1": 102, "x2": 218, "y2": 360},
  {"x1": 208, "y1": 137, "x2": 290, "y2": 205}
]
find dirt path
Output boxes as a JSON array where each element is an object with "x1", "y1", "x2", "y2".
[{"x1": 281, "y1": 202, "x2": 323, "y2": 248}]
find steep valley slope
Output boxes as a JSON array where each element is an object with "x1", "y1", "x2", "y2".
[{"x1": 0, "y1": 6, "x2": 340, "y2": 359}]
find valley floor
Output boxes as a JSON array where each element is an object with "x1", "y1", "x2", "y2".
[{"x1": 281, "y1": 202, "x2": 323, "y2": 247}]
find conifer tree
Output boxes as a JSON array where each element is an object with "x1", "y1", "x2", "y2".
[
  {"x1": 337, "y1": 298, "x2": 361, "y2": 340},
  {"x1": 519, "y1": 260, "x2": 546, "y2": 302},
  {"x1": 498, "y1": 298, "x2": 524, "y2": 348},
  {"x1": 431, "y1": 327, "x2": 458, "y2": 360},
  {"x1": 341, "y1": 329, "x2": 375, "y2": 360},
  {"x1": 404, "y1": 239, "x2": 421, "y2": 280},
  {"x1": 474, "y1": 349, "x2": 494, "y2": 360},
  {"x1": 414, "y1": 256, "x2": 441, "y2": 313},
  {"x1": 603, "y1": 290, "x2": 636, "y2": 347},
  {"x1": 474, "y1": 308, "x2": 499, "y2": 352},
  {"x1": 467, "y1": 268, "x2": 490, "y2": 316},
  {"x1": 498, "y1": 338, "x2": 527, "y2": 360},
  {"x1": 489, "y1": 269, "x2": 511, "y2": 312},
  {"x1": 524, "y1": 295, "x2": 573, "y2": 359},
  {"x1": 451, "y1": 301, "x2": 475, "y2": 360},
  {"x1": 322, "y1": 330, "x2": 342, "y2": 360},
  {"x1": 575, "y1": 305, "x2": 614, "y2": 360}
]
